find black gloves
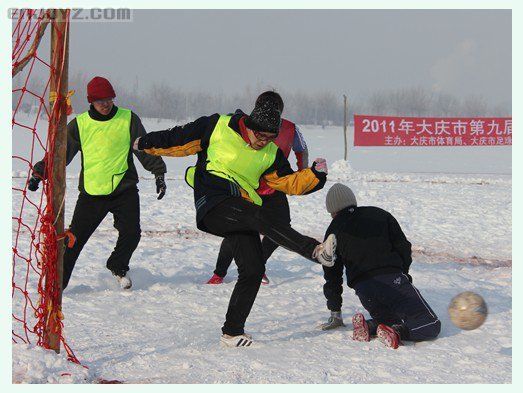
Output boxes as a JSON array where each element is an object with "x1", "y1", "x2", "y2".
[
  {"x1": 155, "y1": 174, "x2": 166, "y2": 200},
  {"x1": 27, "y1": 161, "x2": 46, "y2": 192},
  {"x1": 27, "y1": 174, "x2": 42, "y2": 191}
]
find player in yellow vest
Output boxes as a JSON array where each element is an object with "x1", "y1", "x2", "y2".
[
  {"x1": 135, "y1": 92, "x2": 336, "y2": 347},
  {"x1": 29, "y1": 77, "x2": 167, "y2": 290},
  {"x1": 207, "y1": 92, "x2": 309, "y2": 285}
]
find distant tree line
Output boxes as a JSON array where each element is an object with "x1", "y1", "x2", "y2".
[{"x1": 13, "y1": 72, "x2": 512, "y2": 126}]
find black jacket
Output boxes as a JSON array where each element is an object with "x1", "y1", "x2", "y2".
[
  {"x1": 138, "y1": 112, "x2": 326, "y2": 225},
  {"x1": 59, "y1": 105, "x2": 166, "y2": 196},
  {"x1": 323, "y1": 206, "x2": 412, "y2": 290}
]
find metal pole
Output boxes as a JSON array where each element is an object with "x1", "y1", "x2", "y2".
[{"x1": 343, "y1": 95, "x2": 348, "y2": 160}]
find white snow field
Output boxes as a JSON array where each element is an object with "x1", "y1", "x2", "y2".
[{"x1": 11, "y1": 120, "x2": 511, "y2": 384}]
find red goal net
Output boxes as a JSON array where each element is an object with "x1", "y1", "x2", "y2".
[{"x1": 12, "y1": 9, "x2": 79, "y2": 363}]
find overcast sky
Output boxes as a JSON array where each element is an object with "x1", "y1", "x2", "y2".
[{"x1": 67, "y1": 9, "x2": 511, "y2": 106}]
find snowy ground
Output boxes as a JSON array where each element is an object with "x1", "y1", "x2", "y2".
[
  {"x1": 11, "y1": 152, "x2": 512, "y2": 383},
  {"x1": 11, "y1": 117, "x2": 512, "y2": 384}
]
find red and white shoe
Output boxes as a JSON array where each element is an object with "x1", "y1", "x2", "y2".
[
  {"x1": 207, "y1": 274, "x2": 223, "y2": 284},
  {"x1": 352, "y1": 313, "x2": 370, "y2": 342},
  {"x1": 377, "y1": 324, "x2": 401, "y2": 349},
  {"x1": 261, "y1": 274, "x2": 270, "y2": 285}
]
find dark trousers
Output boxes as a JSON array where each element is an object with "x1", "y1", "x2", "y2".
[
  {"x1": 201, "y1": 197, "x2": 319, "y2": 336},
  {"x1": 353, "y1": 272, "x2": 441, "y2": 341},
  {"x1": 62, "y1": 189, "x2": 141, "y2": 289},
  {"x1": 214, "y1": 191, "x2": 291, "y2": 277}
]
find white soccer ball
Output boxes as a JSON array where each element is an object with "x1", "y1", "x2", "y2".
[{"x1": 448, "y1": 291, "x2": 488, "y2": 330}]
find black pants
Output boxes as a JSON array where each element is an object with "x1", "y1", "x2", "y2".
[
  {"x1": 201, "y1": 197, "x2": 320, "y2": 336},
  {"x1": 213, "y1": 191, "x2": 291, "y2": 277},
  {"x1": 353, "y1": 272, "x2": 441, "y2": 341},
  {"x1": 62, "y1": 188, "x2": 141, "y2": 289}
]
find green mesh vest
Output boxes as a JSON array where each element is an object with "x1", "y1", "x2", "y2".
[
  {"x1": 77, "y1": 107, "x2": 131, "y2": 195},
  {"x1": 185, "y1": 115, "x2": 279, "y2": 206}
]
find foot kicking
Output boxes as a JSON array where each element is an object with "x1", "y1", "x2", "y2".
[
  {"x1": 313, "y1": 234, "x2": 337, "y2": 267},
  {"x1": 220, "y1": 333, "x2": 253, "y2": 348}
]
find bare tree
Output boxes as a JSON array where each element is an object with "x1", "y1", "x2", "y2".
[
  {"x1": 368, "y1": 90, "x2": 389, "y2": 115},
  {"x1": 461, "y1": 95, "x2": 489, "y2": 117},
  {"x1": 405, "y1": 87, "x2": 432, "y2": 116},
  {"x1": 434, "y1": 92, "x2": 460, "y2": 116},
  {"x1": 16, "y1": 74, "x2": 507, "y2": 124}
]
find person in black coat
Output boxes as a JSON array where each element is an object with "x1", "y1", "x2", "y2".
[
  {"x1": 320, "y1": 183, "x2": 441, "y2": 349},
  {"x1": 28, "y1": 77, "x2": 167, "y2": 291}
]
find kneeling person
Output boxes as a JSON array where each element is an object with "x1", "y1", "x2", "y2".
[{"x1": 320, "y1": 183, "x2": 441, "y2": 349}]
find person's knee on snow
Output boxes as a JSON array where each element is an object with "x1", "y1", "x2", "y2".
[
  {"x1": 406, "y1": 318, "x2": 441, "y2": 341},
  {"x1": 321, "y1": 183, "x2": 440, "y2": 347}
]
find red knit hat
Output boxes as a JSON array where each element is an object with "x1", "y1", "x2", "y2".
[{"x1": 87, "y1": 76, "x2": 116, "y2": 103}]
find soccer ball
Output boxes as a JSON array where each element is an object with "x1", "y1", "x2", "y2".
[{"x1": 448, "y1": 291, "x2": 488, "y2": 330}]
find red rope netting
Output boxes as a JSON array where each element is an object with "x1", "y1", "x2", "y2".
[{"x1": 12, "y1": 9, "x2": 80, "y2": 364}]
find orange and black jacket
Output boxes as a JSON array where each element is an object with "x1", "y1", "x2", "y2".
[{"x1": 137, "y1": 112, "x2": 327, "y2": 224}]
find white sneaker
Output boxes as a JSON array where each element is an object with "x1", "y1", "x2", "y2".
[
  {"x1": 220, "y1": 333, "x2": 253, "y2": 348},
  {"x1": 313, "y1": 234, "x2": 337, "y2": 267},
  {"x1": 115, "y1": 272, "x2": 132, "y2": 289}
]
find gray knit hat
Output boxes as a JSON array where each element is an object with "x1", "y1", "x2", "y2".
[{"x1": 325, "y1": 183, "x2": 357, "y2": 213}]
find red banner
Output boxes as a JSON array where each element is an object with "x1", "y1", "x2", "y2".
[{"x1": 354, "y1": 115, "x2": 512, "y2": 146}]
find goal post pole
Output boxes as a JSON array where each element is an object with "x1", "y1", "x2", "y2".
[{"x1": 43, "y1": 8, "x2": 69, "y2": 353}]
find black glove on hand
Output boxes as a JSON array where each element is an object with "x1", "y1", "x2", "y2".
[
  {"x1": 27, "y1": 174, "x2": 42, "y2": 191},
  {"x1": 155, "y1": 175, "x2": 166, "y2": 200},
  {"x1": 406, "y1": 273, "x2": 413, "y2": 283},
  {"x1": 27, "y1": 161, "x2": 46, "y2": 192}
]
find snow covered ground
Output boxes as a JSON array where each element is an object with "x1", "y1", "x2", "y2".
[{"x1": 11, "y1": 117, "x2": 512, "y2": 384}]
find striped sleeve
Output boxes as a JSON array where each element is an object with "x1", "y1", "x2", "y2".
[
  {"x1": 138, "y1": 114, "x2": 220, "y2": 157},
  {"x1": 262, "y1": 149, "x2": 326, "y2": 195},
  {"x1": 292, "y1": 125, "x2": 309, "y2": 169}
]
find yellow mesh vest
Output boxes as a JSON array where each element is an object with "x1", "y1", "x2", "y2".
[
  {"x1": 185, "y1": 115, "x2": 278, "y2": 206},
  {"x1": 77, "y1": 108, "x2": 131, "y2": 195}
]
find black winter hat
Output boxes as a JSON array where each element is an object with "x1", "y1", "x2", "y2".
[{"x1": 245, "y1": 95, "x2": 282, "y2": 134}]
